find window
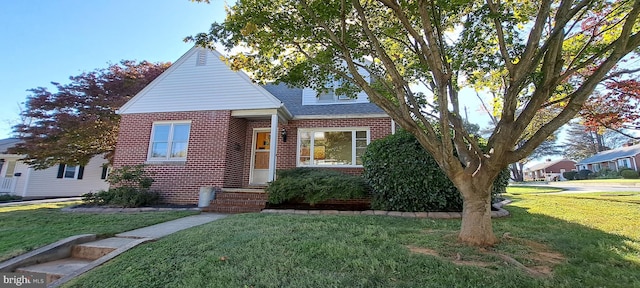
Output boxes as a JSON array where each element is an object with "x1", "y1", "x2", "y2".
[
  {"x1": 592, "y1": 163, "x2": 601, "y2": 172},
  {"x1": 298, "y1": 128, "x2": 369, "y2": 166},
  {"x1": 148, "y1": 122, "x2": 191, "y2": 161},
  {"x1": 56, "y1": 164, "x2": 84, "y2": 180},
  {"x1": 4, "y1": 160, "x2": 16, "y2": 178},
  {"x1": 317, "y1": 80, "x2": 353, "y2": 102},
  {"x1": 618, "y1": 158, "x2": 630, "y2": 169}
]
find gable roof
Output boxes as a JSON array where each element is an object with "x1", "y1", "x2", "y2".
[
  {"x1": 577, "y1": 144, "x2": 640, "y2": 165},
  {"x1": 0, "y1": 138, "x2": 22, "y2": 154},
  {"x1": 118, "y1": 46, "x2": 284, "y2": 114},
  {"x1": 263, "y1": 83, "x2": 386, "y2": 117},
  {"x1": 525, "y1": 159, "x2": 576, "y2": 171}
]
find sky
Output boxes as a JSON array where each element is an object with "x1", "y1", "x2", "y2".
[{"x1": 0, "y1": 0, "x2": 228, "y2": 139}]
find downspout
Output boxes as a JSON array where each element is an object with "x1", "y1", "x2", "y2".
[{"x1": 391, "y1": 119, "x2": 396, "y2": 135}]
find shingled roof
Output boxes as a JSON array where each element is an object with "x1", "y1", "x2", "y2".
[
  {"x1": 0, "y1": 138, "x2": 21, "y2": 154},
  {"x1": 262, "y1": 83, "x2": 385, "y2": 117},
  {"x1": 577, "y1": 144, "x2": 640, "y2": 165},
  {"x1": 525, "y1": 159, "x2": 576, "y2": 171}
]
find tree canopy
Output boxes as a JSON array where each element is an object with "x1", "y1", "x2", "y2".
[
  {"x1": 191, "y1": 0, "x2": 640, "y2": 246},
  {"x1": 11, "y1": 60, "x2": 170, "y2": 169}
]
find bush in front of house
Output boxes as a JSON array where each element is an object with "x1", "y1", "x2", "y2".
[
  {"x1": 0, "y1": 194, "x2": 21, "y2": 203},
  {"x1": 362, "y1": 130, "x2": 509, "y2": 212},
  {"x1": 563, "y1": 171, "x2": 578, "y2": 180},
  {"x1": 266, "y1": 167, "x2": 370, "y2": 205},
  {"x1": 576, "y1": 169, "x2": 593, "y2": 180},
  {"x1": 621, "y1": 169, "x2": 639, "y2": 179},
  {"x1": 82, "y1": 165, "x2": 160, "y2": 208}
]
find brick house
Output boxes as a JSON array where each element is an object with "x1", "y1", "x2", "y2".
[
  {"x1": 524, "y1": 159, "x2": 577, "y2": 181},
  {"x1": 576, "y1": 143, "x2": 640, "y2": 172},
  {"x1": 113, "y1": 47, "x2": 394, "y2": 210}
]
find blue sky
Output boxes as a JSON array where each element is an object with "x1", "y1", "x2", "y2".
[{"x1": 0, "y1": 0, "x2": 228, "y2": 138}]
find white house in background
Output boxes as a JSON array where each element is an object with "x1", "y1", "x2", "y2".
[{"x1": 0, "y1": 138, "x2": 110, "y2": 199}]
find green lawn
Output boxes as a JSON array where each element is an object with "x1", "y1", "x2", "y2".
[
  {"x1": 65, "y1": 189, "x2": 640, "y2": 288},
  {"x1": 0, "y1": 202, "x2": 198, "y2": 261},
  {"x1": 505, "y1": 185, "x2": 565, "y2": 195}
]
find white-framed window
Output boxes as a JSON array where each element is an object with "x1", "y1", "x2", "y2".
[
  {"x1": 148, "y1": 121, "x2": 191, "y2": 161},
  {"x1": 592, "y1": 163, "x2": 601, "y2": 172},
  {"x1": 317, "y1": 80, "x2": 354, "y2": 103},
  {"x1": 298, "y1": 128, "x2": 369, "y2": 167},
  {"x1": 618, "y1": 158, "x2": 631, "y2": 168},
  {"x1": 64, "y1": 165, "x2": 78, "y2": 179}
]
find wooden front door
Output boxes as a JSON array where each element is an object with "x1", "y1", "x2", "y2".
[{"x1": 250, "y1": 130, "x2": 271, "y2": 185}]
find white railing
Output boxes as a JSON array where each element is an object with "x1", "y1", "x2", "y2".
[{"x1": 0, "y1": 177, "x2": 17, "y2": 193}]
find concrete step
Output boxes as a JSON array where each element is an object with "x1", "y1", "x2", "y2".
[
  {"x1": 202, "y1": 205, "x2": 264, "y2": 214},
  {"x1": 71, "y1": 237, "x2": 138, "y2": 260},
  {"x1": 16, "y1": 258, "x2": 92, "y2": 284},
  {"x1": 210, "y1": 199, "x2": 267, "y2": 206},
  {"x1": 215, "y1": 192, "x2": 268, "y2": 201},
  {"x1": 221, "y1": 188, "x2": 266, "y2": 194}
]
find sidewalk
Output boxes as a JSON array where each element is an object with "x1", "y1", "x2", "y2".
[
  {"x1": 0, "y1": 197, "x2": 81, "y2": 207},
  {"x1": 116, "y1": 213, "x2": 227, "y2": 239}
]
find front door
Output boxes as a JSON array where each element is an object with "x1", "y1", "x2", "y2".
[{"x1": 250, "y1": 130, "x2": 271, "y2": 185}]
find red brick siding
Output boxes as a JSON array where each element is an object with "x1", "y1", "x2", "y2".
[
  {"x1": 546, "y1": 161, "x2": 577, "y2": 173},
  {"x1": 223, "y1": 117, "x2": 247, "y2": 188},
  {"x1": 114, "y1": 111, "x2": 233, "y2": 204},
  {"x1": 243, "y1": 117, "x2": 392, "y2": 184},
  {"x1": 635, "y1": 154, "x2": 640, "y2": 171}
]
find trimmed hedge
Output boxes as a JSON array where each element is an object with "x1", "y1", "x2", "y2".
[
  {"x1": 576, "y1": 169, "x2": 593, "y2": 180},
  {"x1": 563, "y1": 171, "x2": 578, "y2": 180},
  {"x1": 621, "y1": 169, "x2": 639, "y2": 179},
  {"x1": 266, "y1": 168, "x2": 370, "y2": 205},
  {"x1": 362, "y1": 130, "x2": 509, "y2": 212}
]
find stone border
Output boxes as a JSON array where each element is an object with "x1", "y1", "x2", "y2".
[
  {"x1": 61, "y1": 206, "x2": 201, "y2": 213},
  {"x1": 261, "y1": 200, "x2": 511, "y2": 219}
]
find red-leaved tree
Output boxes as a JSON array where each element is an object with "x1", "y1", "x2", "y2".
[{"x1": 11, "y1": 60, "x2": 170, "y2": 169}]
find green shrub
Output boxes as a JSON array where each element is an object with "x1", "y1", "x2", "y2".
[
  {"x1": 362, "y1": 130, "x2": 508, "y2": 212},
  {"x1": 621, "y1": 169, "x2": 639, "y2": 179},
  {"x1": 563, "y1": 171, "x2": 578, "y2": 180},
  {"x1": 266, "y1": 168, "x2": 370, "y2": 205},
  {"x1": 594, "y1": 168, "x2": 619, "y2": 179},
  {"x1": 82, "y1": 165, "x2": 160, "y2": 207},
  {"x1": 576, "y1": 169, "x2": 593, "y2": 180},
  {"x1": 0, "y1": 194, "x2": 21, "y2": 203}
]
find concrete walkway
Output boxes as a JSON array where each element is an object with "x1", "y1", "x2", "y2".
[
  {"x1": 116, "y1": 213, "x2": 227, "y2": 239},
  {"x1": 0, "y1": 197, "x2": 81, "y2": 207}
]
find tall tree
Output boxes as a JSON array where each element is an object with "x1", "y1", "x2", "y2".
[
  {"x1": 563, "y1": 121, "x2": 631, "y2": 160},
  {"x1": 191, "y1": 0, "x2": 640, "y2": 246},
  {"x1": 12, "y1": 61, "x2": 170, "y2": 169}
]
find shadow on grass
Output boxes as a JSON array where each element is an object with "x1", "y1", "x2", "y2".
[
  {"x1": 492, "y1": 206, "x2": 640, "y2": 287},
  {"x1": 64, "y1": 208, "x2": 640, "y2": 288}
]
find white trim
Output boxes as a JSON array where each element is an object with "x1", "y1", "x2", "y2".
[
  {"x1": 296, "y1": 127, "x2": 370, "y2": 168},
  {"x1": 268, "y1": 115, "x2": 278, "y2": 182},
  {"x1": 293, "y1": 114, "x2": 389, "y2": 120},
  {"x1": 391, "y1": 119, "x2": 396, "y2": 135},
  {"x1": 146, "y1": 121, "x2": 192, "y2": 162},
  {"x1": 62, "y1": 165, "x2": 79, "y2": 180}
]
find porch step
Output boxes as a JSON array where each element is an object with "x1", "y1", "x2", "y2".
[
  {"x1": 16, "y1": 258, "x2": 93, "y2": 284},
  {"x1": 203, "y1": 191, "x2": 268, "y2": 213},
  {"x1": 71, "y1": 237, "x2": 138, "y2": 260}
]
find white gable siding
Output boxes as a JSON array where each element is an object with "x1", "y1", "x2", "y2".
[
  {"x1": 118, "y1": 47, "x2": 283, "y2": 114},
  {"x1": 17, "y1": 156, "x2": 109, "y2": 198}
]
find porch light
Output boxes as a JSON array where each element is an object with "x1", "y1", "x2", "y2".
[{"x1": 281, "y1": 128, "x2": 288, "y2": 142}]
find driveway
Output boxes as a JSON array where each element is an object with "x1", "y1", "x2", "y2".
[{"x1": 518, "y1": 182, "x2": 640, "y2": 194}]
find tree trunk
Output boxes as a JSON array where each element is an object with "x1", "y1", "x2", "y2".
[
  {"x1": 456, "y1": 179, "x2": 498, "y2": 247},
  {"x1": 509, "y1": 162, "x2": 524, "y2": 182}
]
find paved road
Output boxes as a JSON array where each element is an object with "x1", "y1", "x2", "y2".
[{"x1": 517, "y1": 182, "x2": 640, "y2": 194}]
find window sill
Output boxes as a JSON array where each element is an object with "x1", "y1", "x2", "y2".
[{"x1": 145, "y1": 160, "x2": 187, "y2": 166}]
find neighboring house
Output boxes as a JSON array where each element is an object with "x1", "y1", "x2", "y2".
[
  {"x1": 524, "y1": 159, "x2": 577, "y2": 181},
  {"x1": 0, "y1": 138, "x2": 110, "y2": 198},
  {"x1": 576, "y1": 143, "x2": 640, "y2": 172},
  {"x1": 113, "y1": 46, "x2": 394, "y2": 205}
]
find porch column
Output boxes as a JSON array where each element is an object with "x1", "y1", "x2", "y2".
[{"x1": 268, "y1": 114, "x2": 278, "y2": 182}]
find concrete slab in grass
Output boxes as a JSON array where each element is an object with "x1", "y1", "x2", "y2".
[{"x1": 115, "y1": 213, "x2": 227, "y2": 240}]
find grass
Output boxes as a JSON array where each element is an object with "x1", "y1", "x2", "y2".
[
  {"x1": 566, "y1": 179, "x2": 640, "y2": 184},
  {"x1": 0, "y1": 202, "x2": 199, "y2": 261},
  {"x1": 505, "y1": 185, "x2": 565, "y2": 195},
  {"x1": 65, "y1": 189, "x2": 640, "y2": 288}
]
